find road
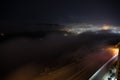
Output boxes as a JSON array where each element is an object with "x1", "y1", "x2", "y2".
[{"x1": 4, "y1": 50, "x2": 114, "y2": 80}]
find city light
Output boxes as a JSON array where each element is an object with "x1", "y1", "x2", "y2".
[
  {"x1": 102, "y1": 25, "x2": 110, "y2": 30},
  {"x1": 107, "y1": 47, "x2": 119, "y2": 56},
  {"x1": 62, "y1": 24, "x2": 120, "y2": 35}
]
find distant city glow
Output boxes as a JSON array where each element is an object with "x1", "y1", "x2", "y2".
[
  {"x1": 62, "y1": 24, "x2": 120, "y2": 35},
  {"x1": 102, "y1": 25, "x2": 110, "y2": 30}
]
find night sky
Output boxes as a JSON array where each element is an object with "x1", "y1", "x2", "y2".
[{"x1": 0, "y1": 0, "x2": 120, "y2": 25}]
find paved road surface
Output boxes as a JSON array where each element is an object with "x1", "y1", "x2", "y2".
[{"x1": 4, "y1": 51, "x2": 114, "y2": 80}]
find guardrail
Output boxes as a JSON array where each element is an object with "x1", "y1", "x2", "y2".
[{"x1": 89, "y1": 55, "x2": 118, "y2": 80}]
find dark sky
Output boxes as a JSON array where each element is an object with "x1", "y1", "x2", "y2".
[{"x1": 0, "y1": 0, "x2": 120, "y2": 25}]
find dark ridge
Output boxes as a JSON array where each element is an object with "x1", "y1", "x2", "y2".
[{"x1": 0, "y1": 22, "x2": 65, "y2": 33}]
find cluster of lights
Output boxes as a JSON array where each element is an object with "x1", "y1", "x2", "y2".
[{"x1": 62, "y1": 24, "x2": 120, "y2": 35}]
